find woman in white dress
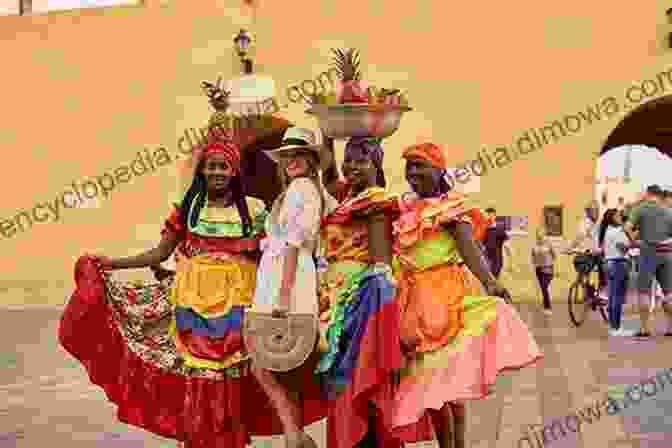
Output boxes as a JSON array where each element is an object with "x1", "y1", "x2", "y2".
[{"x1": 249, "y1": 127, "x2": 334, "y2": 448}]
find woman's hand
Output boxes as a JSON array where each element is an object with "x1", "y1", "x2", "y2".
[
  {"x1": 272, "y1": 287, "x2": 291, "y2": 317},
  {"x1": 150, "y1": 264, "x2": 175, "y2": 281},
  {"x1": 87, "y1": 253, "x2": 114, "y2": 270}
]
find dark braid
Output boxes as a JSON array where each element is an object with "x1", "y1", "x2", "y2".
[{"x1": 180, "y1": 170, "x2": 208, "y2": 229}]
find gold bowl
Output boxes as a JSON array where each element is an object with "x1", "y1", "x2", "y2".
[{"x1": 306, "y1": 103, "x2": 412, "y2": 139}]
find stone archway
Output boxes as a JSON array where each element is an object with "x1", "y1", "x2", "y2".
[{"x1": 601, "y1": 94, "x2": 672, "y2": 158}]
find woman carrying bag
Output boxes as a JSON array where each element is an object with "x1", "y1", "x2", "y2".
[{"x1": 245, "y1": 127, "x2": 335, "y2": 448}]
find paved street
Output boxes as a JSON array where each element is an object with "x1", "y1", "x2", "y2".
[{"x1": 1, "y1": 298, "x2": 672, "y2": 448}]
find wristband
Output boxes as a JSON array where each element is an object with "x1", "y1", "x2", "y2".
[{"x1": 316, "y1": 255, "x2": 329, "y2": 273}]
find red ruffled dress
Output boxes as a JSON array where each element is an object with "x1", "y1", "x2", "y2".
[{"x1": 58, "y1": 197, "x2": 326, "y2": 447}]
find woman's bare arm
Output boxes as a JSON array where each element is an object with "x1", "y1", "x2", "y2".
[
  {"x1": 446, "y1": 221, "x2": 497, "y2": 290},
  {"x1": 107, "y1": 233, "x2": 180, "y2": 270}
]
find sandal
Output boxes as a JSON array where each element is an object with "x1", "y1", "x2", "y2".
[
  {"x1": 664, "y1": 332, "x2": 672, "y2": 336},
  {"x1": 634, "y1": 331, "x2": 652, "y2": 338}
]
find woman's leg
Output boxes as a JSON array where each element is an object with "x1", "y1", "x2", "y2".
[
  {"x1": 535, "y1": 268, "x2": 551, "y2": 309},
  {"x1": 451, "y1": 403, "x2": 466, "y2": 448},
  {"x1": 429, "y1": 404, "x2": 455, "y2": 448},
  {"x1": 428, "y1": 402, "x2": 465, "y2": 448},
  {"x1": 607, "y1": 262, "x2": 618, "y2": 329},
  {"x1": 356, "y1": 403, "x2": 379, "y2": 448},
  {"x1": 612, "y1": 261, "x2": 628, "y2": 331},
  {"x1": 250, "y1": 366, "x2": 302, "y2": 438},
  {"x1": 541, "y1": 273, "x2": 552, "y2": 309}
]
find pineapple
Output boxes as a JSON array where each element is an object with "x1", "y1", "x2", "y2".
[{"x1": 332, "y1": 48, "x2": 368, "y2": 104}]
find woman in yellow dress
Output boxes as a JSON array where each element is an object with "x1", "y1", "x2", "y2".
[{"x1": 389, "y1": 142, "x2": 543, "y2": 448}]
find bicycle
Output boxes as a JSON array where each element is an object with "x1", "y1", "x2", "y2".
[{"x1": 566, "y1": 250, "x2": 609, "y2": 326}]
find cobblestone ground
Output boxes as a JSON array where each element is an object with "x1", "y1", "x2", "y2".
[{"x1": 1, "y1": 296, "x2": 672, "y2": 448}]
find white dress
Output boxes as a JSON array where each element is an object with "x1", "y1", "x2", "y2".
[{"x1": 253, "y1": 178, "x2": 331, "y2": 315}]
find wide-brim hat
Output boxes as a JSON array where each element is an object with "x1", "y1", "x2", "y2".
[{"x1": 264, "y1": 127, "x2": 331, "y2": 171}]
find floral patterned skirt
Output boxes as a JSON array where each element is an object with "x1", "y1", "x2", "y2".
[{"x1": 58, "y1": 255, "x2": 326, "y2": 447}]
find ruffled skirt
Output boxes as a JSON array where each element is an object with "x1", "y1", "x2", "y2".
[
  {"x1": 390, "y1": 262, "x2": 543, "y2": 431},
  {"x1": 317, "y1": 261, "x2": 435, "y2": 448},
  {"x1": 58, "y1": 255, "x2": 326, "y2": 447}
]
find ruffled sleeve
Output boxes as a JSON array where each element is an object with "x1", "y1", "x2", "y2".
[
  {"x1": 284, "y1": 178, "x2": 322, "y2": 248},
  {"x1": 323, "y1": 187, "x2": 399, "y2": 225},
  {"x1": 394, "y1": 192, "x2": 486, "y2": 249}
]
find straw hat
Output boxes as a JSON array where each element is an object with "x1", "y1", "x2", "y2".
[{"x1": 264, "y1": 127, "x2": 331, "y2": 171}]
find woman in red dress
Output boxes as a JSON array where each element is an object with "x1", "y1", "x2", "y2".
[{"x1": 58, "y1": 132, "x2": 326, "y2": 447}]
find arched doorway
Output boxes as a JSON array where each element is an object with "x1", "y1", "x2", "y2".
[
  {"x1": 594, "y1": 145, "x2": 672, "y2": 216},
  {"x1": 597, "y1": 95, "x2": 672, "y2": 217}
]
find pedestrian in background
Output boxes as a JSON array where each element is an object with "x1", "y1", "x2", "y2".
[
  {"x1": 531, "y1": 228, "x2": 556, "y2": 315},
  {"x1": 663, "y1": 189, "x2": 672, "y2": 209},
  {"x1": 598, "y1": 208, "x2": 634, "y2": 336},
  {"x1": 483, "y1": 208, "x2": 509, "y2": 279},
  {"x1": 567, "y1": 201, "x2": 608, "y2": 299},
  {"x1": 624, "y1": 185, "x2": 672, "y2": 337}
]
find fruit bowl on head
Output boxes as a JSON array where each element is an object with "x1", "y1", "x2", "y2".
[{"x1": 306, "y1": 103, "x2": 412, "y2": 139}]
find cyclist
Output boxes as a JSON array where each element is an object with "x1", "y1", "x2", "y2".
[{"x1": 564, "y1": 202, "x2": 607, "y2": 300}]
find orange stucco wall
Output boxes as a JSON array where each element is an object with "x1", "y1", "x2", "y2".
[{"x1": 1, "y1": 0, "x2": 671, "y2": 304}]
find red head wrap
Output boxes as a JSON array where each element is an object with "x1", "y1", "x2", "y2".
[
  {"x1": 203, "y1": 140, "x2": 241, "y2": 173},
  {"x1": 176, "y1": 130, "x2": 242, "y2": 198},
  {"x1": 402, "y1": 142, "x2": 447, "y2": 169}
]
